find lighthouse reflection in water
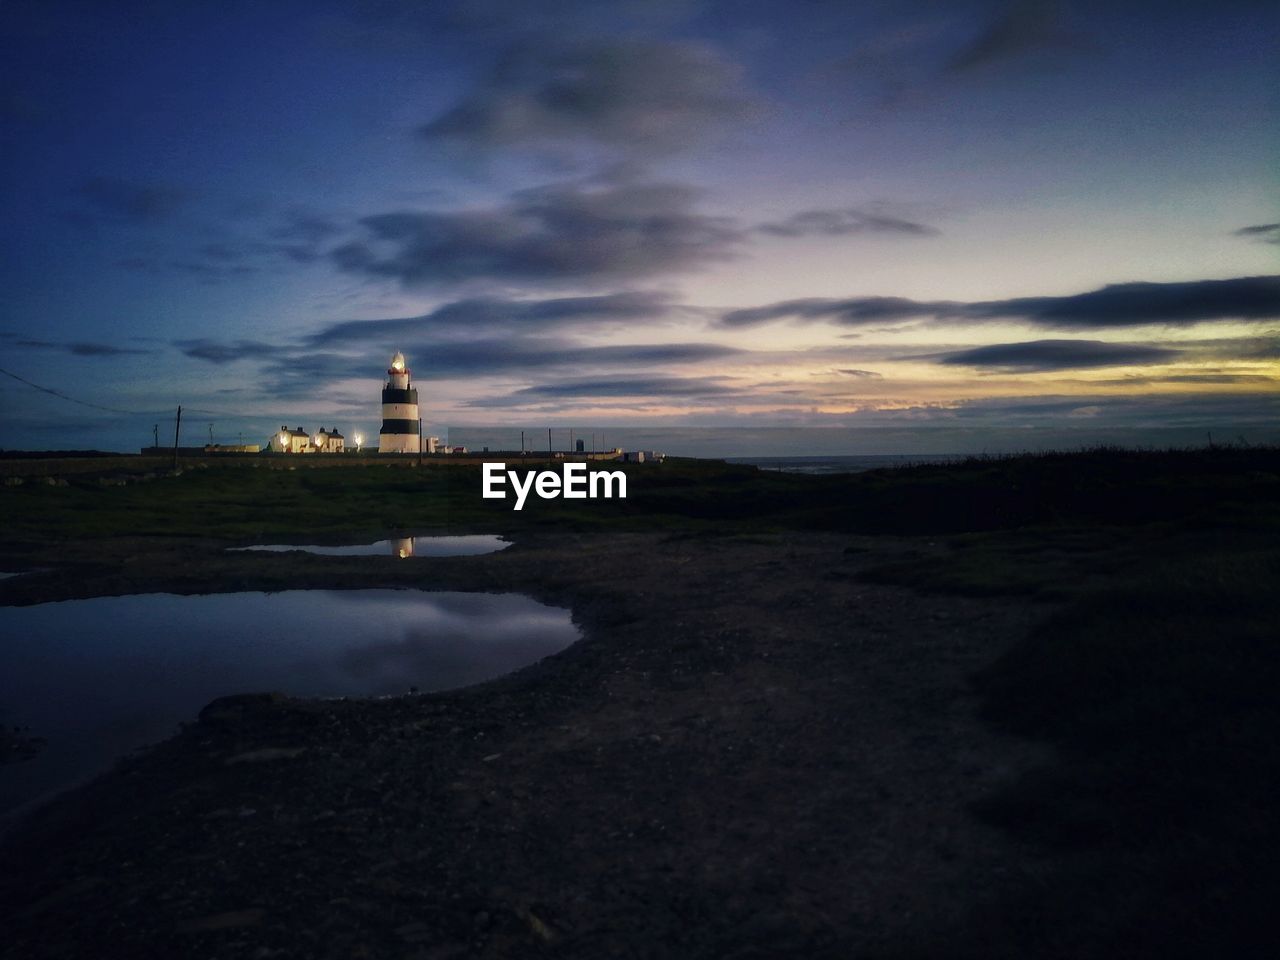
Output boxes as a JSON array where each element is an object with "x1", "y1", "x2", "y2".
[{"x1": 231, "y1": 535, "x2": 509, "y2": 558}]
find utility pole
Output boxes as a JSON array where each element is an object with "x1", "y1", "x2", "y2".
[
  {"x1": 172, "y1": 405, "x2": 182, "y2": 469},
  {"x1": 521, "y1": 430, "x2": 525, "y2": 455},
  {"x1": 548, "y1": 428, "x2": 552, "y2": 457}
]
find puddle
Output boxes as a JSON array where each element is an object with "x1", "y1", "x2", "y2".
[
  {"x1": 0, "y1": 589, "x2": 575, "y2": 817},
  {"x1": 230, "y1": 534, "x2": 510, "y2": 558}
]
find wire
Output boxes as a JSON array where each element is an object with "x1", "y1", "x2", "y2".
[
  {"x1": 0, "y1": 365, "x2": 172, "y2": 416},
  {"x1": 0, "y1": 366, "x2": 268, "y2": 421}
]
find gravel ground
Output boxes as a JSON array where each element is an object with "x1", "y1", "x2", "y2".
[{"x1": 0, "y1": 531, "x2": 1049, "y2": 958}]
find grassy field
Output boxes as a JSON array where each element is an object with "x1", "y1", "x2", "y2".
[{"x1": 2, "y1": 444, "x2": 1277, "y2": 540}]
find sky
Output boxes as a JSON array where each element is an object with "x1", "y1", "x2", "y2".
[{"x1": 1, "y1": 0, "x2": 1277, "y2": 454}]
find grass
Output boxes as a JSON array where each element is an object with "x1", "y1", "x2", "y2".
[{"x1": 2, "y1": 444, "x2": 1277, "y2": 544}]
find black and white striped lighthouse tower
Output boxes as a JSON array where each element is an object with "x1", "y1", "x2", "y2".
[{"x1": 378, "y1": 350, "x2": 420, "y2": 454}]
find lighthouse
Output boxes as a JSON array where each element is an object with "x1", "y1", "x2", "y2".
[{"x1": 378, "y1": 350, "x2": 420, "y2": 454}]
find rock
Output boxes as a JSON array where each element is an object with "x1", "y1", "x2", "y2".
[
  {"x1": 395, "y1": 920, "x2": 433, "y2": 943},
  {"x1": 225, "y1": 747, "x2": 306, "y2": 765},
  {"x1": 176, "y1": 908, "x2": 266, "y2": 933}
]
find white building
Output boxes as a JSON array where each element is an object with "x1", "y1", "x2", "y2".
[
  {"x1": 270, "y1": 426, "x2": 311, "y2": 453},
  {"x1": 314, "y1": 427, "x2": 344, "y2": 453},
  {"x1": 269, "y1": 426, "x2": 345, "y2": 453},
  {"x1": 379, "y1": 351, "x2": 420, "y2": 454}
]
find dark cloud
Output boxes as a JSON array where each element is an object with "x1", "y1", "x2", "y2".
[
  {"x1": 981, "y1": 276, "x2": 1280, "y2": 328},
  {"x1": 723, "y1": 296, "x2": 946, "y2": 327},
  {"x1": 182, "y1": 335, "x2": 744, "y2": 400},
  {"x1": 75, "y1": 176, "x2": 186, "y2": 224},
  {"x1": 473, "y1": 375, "x2": 739, "y2": 405},
  {"x1": 1234, "y1": 223, "x2": 1280, "y2": 244},
  {"x1": 418, "y1": 38, "x2": 753, "y2": 157},
  {"x1": 1093, "y1": 373, "x2": 1277, "y2": 386},
  {"x1": 835, "y1": 368, "x2": 884, "y2": 379},
  {"x1": 722, "y1": 275, "x2": 1280, "y2": 329},
  {"x1": 755, "y1": 208, "x2": 938, "y2": 238},
  {"x1": 838, "y1": 0, "x2": 1091, "y2": 111},
  {"x1": 947, "y1": 391, "x2": 1280, "y2": 430},
  {"x1": 307, "y1": 291, "x2": 678, "y2": 346},
  {"x1": 15, "y1": 339, "x2": 152, "y2": 357},
  {"x1": 333, "y1": 181, "x2": 740, "y2": 287},
  {"x1": 266, "y1": 209, "x2": 344, "y2": 263},
  {"x1": 379, "y1": 340, "x2": 741, "y2": 378},
  {"x1": 1188, "y1": 334, "x2": 1280, "y2": 361},
  {"x1": 270, "y1": 210, "x2": 342, "y2": 244},
  {"x1": 926, "y1": 339, "x2": 1179, "y2": 371},
  {"x1": 176, "y1": 339, "x2": 285, "y2": 364},
  {"x1": 327, "y1": 0, "x2": 702, "y2": 55},
  {"x1": 946, "y1": 0, "x2": 1084, "y2": 74}
]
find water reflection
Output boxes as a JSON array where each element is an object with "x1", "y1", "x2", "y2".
[
  {"x1": 230, "y1": 534, "x2": 509, "y2": 558},
  {"x1": 0, "y1": 589, "x2": 575, "y2": 817}
]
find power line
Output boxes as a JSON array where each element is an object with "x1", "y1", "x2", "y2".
[
  {"x1": 0, "y1": 366, "x2": 276, "y2": 421},
  {"x1": 0, "y1": 365, "x2": 167, "y2": 416}
]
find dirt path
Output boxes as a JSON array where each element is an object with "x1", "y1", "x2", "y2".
[{"x1": 0, "y1": 532, "x2": 1049, "y2": 958}]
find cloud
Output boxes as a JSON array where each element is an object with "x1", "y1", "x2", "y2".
[
  {"x1": 925, "y1": 339, "x2": 1180, "y2": 371},
  {"x1": 418, "y1": 38, "x2": 754, "y2": 158},
  {"x1": 836, "y1": 0, "x2": 1090, "y2": 111},
  {"x1": 265, "y1": 209, "x2": 344, "y2": 263},
  {"x1": 180, "y1": 334, "x2": 745, "y2": 399},
  {"x1": 1092, "y1": 373, "x2": 1277, "y2": 386},
  {"x1": 755, "y1": 208, "x2": 938, "y2": 238},
  {"x1": 946, "y1": 392, "x2": 1280, "y2": 430},
  {"x1": 307, "y1": 291, "x2": 678, "y2": 346},
  {"x1": 15, "y1": 339, "x2": 152, "y2": 357},
  {"x1": 270, "y1": 209, "x2": 342, "y2": 244},
  {"x1": 115, "y1": 254, "x2": 260, "y2": 284},
  {"x1": 401, "y1": 339, "x2": 741, "y2": 377},
  {"x1": 1187, "y1": 334, "x2": 1280, "y2": 361},
  {"x1": 1234, "y1": 223, "x2": 1280, "y2": 245},
  {"x1": 945, "y1": 0, "x2": 1083, "y2": 74},
  {"x1": 75, "y1": 176, "x2": 186, "y2": 224},
  {"x1": 723, "y1": 296, "x2": 945, "y2": 328},
  {"x1": 468, "y1": 375, "x2": 740, "y2": 406},
  {"x1": 332, "y1": 180, "x2": 740, "y2": 287},
  {"x1": 176, "y1": 339, "x2": 285, "y2": 364},
  {"x1": 721, "y1": 275, "x2": 1280, "y2": 329},
  {"x1": 835, "y1": 368, "x2": 884, "y2": 379}
]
